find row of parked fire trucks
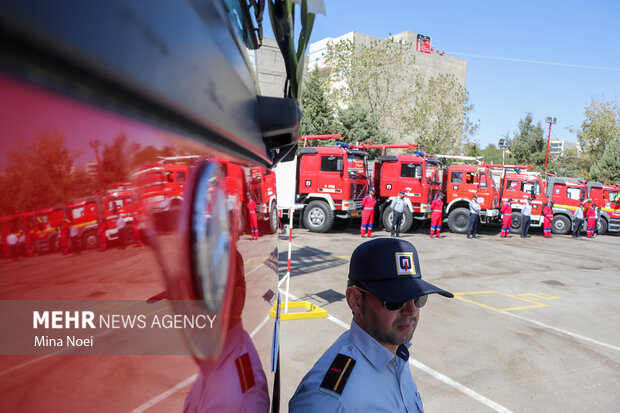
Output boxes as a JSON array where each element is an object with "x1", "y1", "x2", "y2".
[
  {"x1": 1, "y1": 158, "x2": 279, "y2": 258},
  {"x1": 275, "y1": 134, "x2": 620, "y2": 236}
]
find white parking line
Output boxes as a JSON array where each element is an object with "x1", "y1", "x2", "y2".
[{"x1": 503, "y1": 311, "x2": 620, "y2": 353}]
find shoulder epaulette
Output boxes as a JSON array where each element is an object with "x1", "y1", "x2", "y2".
[
  {"x1": 235, "y1": 353, "x2": 256, "y2": 393},
  {"x1": 320, "y1": 353, "x2": 356, "y2": 395}
]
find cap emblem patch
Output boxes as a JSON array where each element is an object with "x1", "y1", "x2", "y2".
[{"x1": 395, "y1": 252, "x2": 416, "y2": 275}]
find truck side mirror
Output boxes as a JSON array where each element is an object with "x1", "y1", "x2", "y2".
[{"x1": 337, "y1": 158, "x2": 343, "y2": 172}]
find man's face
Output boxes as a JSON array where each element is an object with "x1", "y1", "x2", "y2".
[
  {"x1": 353, "y1": 288, "x2": 419, "y2": 350},
  {"x1": 399, "y1": 193, "x2": 404, "y2": 199}
]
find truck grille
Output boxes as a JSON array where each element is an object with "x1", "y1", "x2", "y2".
[{"x1": 351, "y1": 183, "x2": 367, "y2": 200}]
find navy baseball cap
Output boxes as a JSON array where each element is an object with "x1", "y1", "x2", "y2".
[{"x1": 349, "y1": 238, "x2": 453, "y2": 302}]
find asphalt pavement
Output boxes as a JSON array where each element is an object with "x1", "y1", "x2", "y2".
[{"x1": 278, "y1": 222, "x2": 620, "y2": 412}]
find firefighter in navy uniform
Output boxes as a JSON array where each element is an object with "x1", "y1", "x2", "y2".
[
  {"x1": 289, "y1": 238, "x2": 453, "y2": 412},
  {"x1": 360, "y1": 188, "x2": 377, "y2": 237}
]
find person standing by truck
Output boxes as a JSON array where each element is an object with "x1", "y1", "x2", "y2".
[
  {"x1": 248, "y1": 196, "x2": 259, "y2": 240},
  {"x1": 499, "y1": 198, "x2": 513, "y2": 238},
  {"x1": 572, "y1": 203, "x2": 585, "y2": 238},
  {"x1": 391, "y1": 191, "x2": 406, "y2": 237},
  {"x1": 429, "y1": 193, "x2": 444, "y2": 239},
  {"x1": 360, "y1": 188, "x2": 376, "y2": 238},
  {"x1": 467, "y1": 195, "x2": 480, "y2": 239},
  {"x1": 586, "y1": 203, "x2": 597, "y2": 238},
  {"x1": 542, "y1": 202, "x2": 554, "y2": 239},
  {"x1": 521, "y1": 198, "x2": 532, "y2": 238}
]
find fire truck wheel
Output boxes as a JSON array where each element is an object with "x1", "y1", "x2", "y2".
[
  {"x1": 382, "y1": 207, "x2": 413, "y2": 233},
  {"x1": 268, "y1": 201, "x2": 278, "y2": 234},
  {"x1": 551, "y1": 215, "x2": 570, "y2": 235},
  {"x1": 303, "y1": 201, "x2": 334, "y2": 233},
  {"x1": 81, "y1": 230, "x2": 98, "y2": 250},
  {"x1": 597, "y1": 218, "x2": 608, "y2": 235},
  {"x1": 447, "y1": 207, "x2": 469, "y2": 234},
  {"x1": 509, "y1": 212, "x2": 523, "y2": 234}
]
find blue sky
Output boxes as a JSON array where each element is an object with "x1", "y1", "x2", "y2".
[{"x1": 267, "y1": 0, "x2": 620, "y2": 148}]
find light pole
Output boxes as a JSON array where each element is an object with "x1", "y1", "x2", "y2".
[
  {"x1": 498, "y1": 138, "x2": 508, "y2": 165},
  {"x1": 544, "y1": 117, "x2": 557, "y2": 172},
  {"x1": 89, "y1": 140, "x2": 105, "y2": 189}
]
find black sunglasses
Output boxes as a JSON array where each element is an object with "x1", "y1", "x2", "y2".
[{"x1": 354, "y1": 285, "x2": 427, "y2": 311}]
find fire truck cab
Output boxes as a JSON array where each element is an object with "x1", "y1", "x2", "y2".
[
  {"x1": 250, "y1": 166, "x2": 278, "y2": 233},
  {"x1": 372, "y1": 154, "x2": 442, "y2": 233},
  {"x1": 546, "y1": 177, "x2": 587, "y2": 235},
  {"x1": 33, "y1": 204, "x2": 65, "y2": 253},
  {"x1": 586, "y1": 182, "x2": 620, "y2": 234},
  {"x1": 294, "y1": 145, "x2": 369, "y2": 232},
  {"x1": 444, "y1": 164, "x2": 500, "y2": 233},
  {"x1": 500, "y1": 172, "x2": 548, "y2": 233}
]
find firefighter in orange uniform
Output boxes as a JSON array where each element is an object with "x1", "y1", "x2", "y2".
[
  {"x1": 360, "y1": 188, "x2": 376, "y2": 237},
  {"x1": 248, "y1": 196, "x2": 258, "y2": 240},
  {"x1": 542, "y1": 202, "x2": 554, "y2": 238},
  {"x1": 97, "y1": 218, "x2": 107, "y2": 252},
  {"x1": 586, "y1": 203, "x2": 597, "y2": 238},
  {"x1": 499, "y1": 198, "x2": 513, "y2": 237},
  {"x1": 429, "y1": 193, "x2": 444, "y2": 238},
  {"x1": 60, "y1": 218, "x2": 70, "y2": 255}
]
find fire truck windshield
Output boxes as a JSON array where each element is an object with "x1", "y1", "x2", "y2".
[
  {"x1": 606, "y1": 190, "x2": 620, "y2": 203},
  {"x1": 521, "y1": 180, "x2": 541, "y2": 195},
  {"x1": 348, "y1": 154, "x2": 367, "y2": 179}
]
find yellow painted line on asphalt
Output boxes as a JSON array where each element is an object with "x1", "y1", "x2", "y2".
[
  {"x1": 517, "y1": 292, "x2": 560, "y2": 301},
  {"x1": 454, "y1": 291, "x2": 548, "y2": 312}
]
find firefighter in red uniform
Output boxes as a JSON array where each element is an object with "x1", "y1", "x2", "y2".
[
  {"x1": 586, "y1": 203, "x2": 597, "y2": 238},
  {"x1": 59, "y1": 218, "x2": 70, "y2": 255},
  {"x1": 542, "y1": 202, "x2": 554, "y2": 238},
  {"x1": 499, "y1": 198, "x2": 513, "y2": 237},
  {"x1": 429, "y1": 193, "x2": 445, "y2": 238},
  {"x1": 248, "y1": 196, "x2": 259, "y2": 240},
  {"x1": 97, "y1": 218, "x2": 107, "y2": 252},
  {"x1": 132, "y1": 215, "x2": 143, "y2": 247},
  {"x1": 360, "y1": 187, "x2": 376, "y2": 237}
]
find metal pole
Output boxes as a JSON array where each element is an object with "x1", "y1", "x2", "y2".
[
  {"x1": 544, "y1": 122, "x2": 553, "y2": 172},
  {"x1": 285, "y1": 207, "x2": 293, "y2": 313}
]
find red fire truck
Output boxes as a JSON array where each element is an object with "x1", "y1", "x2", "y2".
[
  {"x1": 276, "y1": 135, "x2": 370, "y2": 232},
  {"x1": 133, "y1": 157, "x2": 194, "y2": 231},
  {"x1": 350, "y1": 143, "x2": 442, "y2": 233},
  {"x1": 66, "y1": 185, "x2": 142, "y2": 249},
  {"x1": 250, "y1": 166, "x2": 278, "y2": 233},
  {"x1": 587, "y1": 182, "x2": 620, "y2": 234},
  {"x1": 442, "y1": 163, "x2": 501, "y2": 233},
  {"x1": 33, "y1": 204, "x2": 66, "y2": 253},
  {"x1": 494, "y1": 169, "x2": 548, "y2": 233},
  {"x1": 543, "y1": 177, "x2": 588, "y2": 235}
]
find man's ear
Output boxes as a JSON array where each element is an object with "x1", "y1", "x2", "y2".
[{"x1": 346, "y1": 287, "x2": 362, "y2": 315}]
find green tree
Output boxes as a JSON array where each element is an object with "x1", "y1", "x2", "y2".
[
  {"x1": 406, "y1": 74, "x2": 476, "y2": 154},
  {"x1": 325, "y1": 37, "x2": 417, "y2": 139},
  {"x1": 101, "y1": 134, "x2": 130, "y2": 187},
  {"x1": 479, "y1": 143, "x2": 506, "y2": 164},
  {"x1": 324, "y1": 38, "x2": 477, "y2": 153},
  {"x1": 0, "y1": 130, "x2": 79, "y2": 214},
  {"x1": 575, "y1": 97, "x2": 620, "y2": 161},
  {"x1": 335, "y1": 105, "x2": 391, "y2": 158},
  {"x1": 547, "y1": 147, "x2": 583, "y2": 178},
  {"x1": 300, "y1": 67, "x2": 338, "y2": 136},
  {"x1": 590, "y1": 136, "x2": 620, "y2": 184},
  {"x1": 508, "y1": 113, "x2": 546, "y2": 167}
]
